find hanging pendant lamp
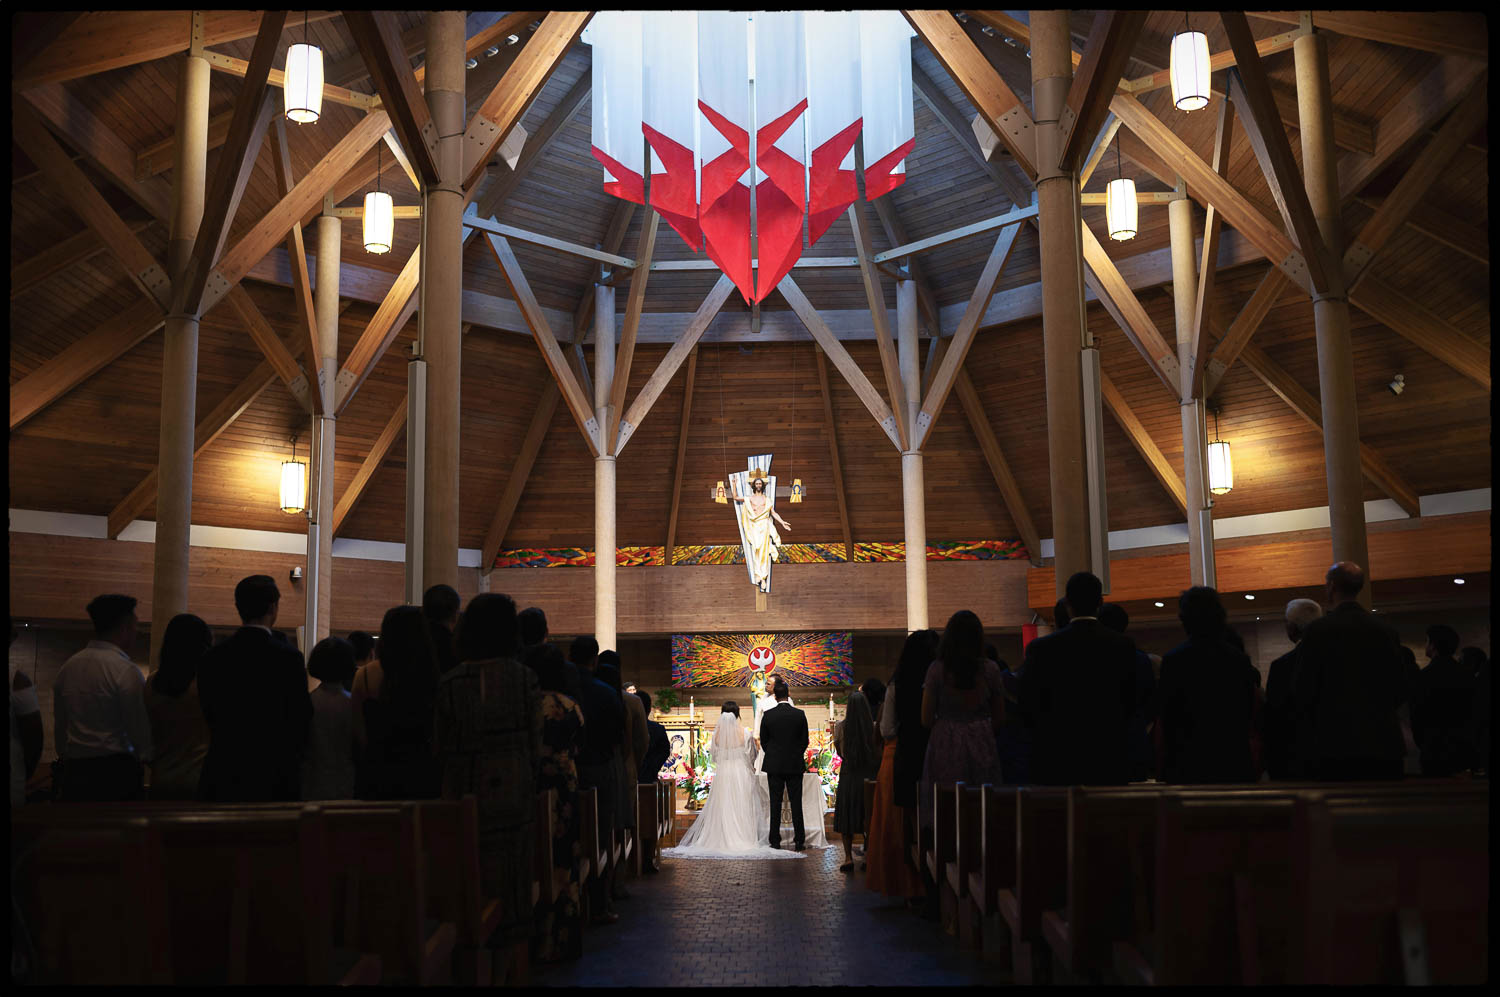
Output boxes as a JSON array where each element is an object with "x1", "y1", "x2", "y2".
[
  {"x1": 1170, "y1": 12, "x2": 1212, "y2": 112},
  {"x1": 280, "y1": 434, "x2": 308, "y2": 514},
  {"x1": 363, "y1": 143, "x2": 394, "y2": 254},
  {"x1": 1207, "y1": 408, "x2": 1234, "y2": 495},
  {"x1": 284, "y1": 11, "x2": 324, "y2": 124},
  {"x1": 1105, "y1": 136, "x2": 1137, "y2": 241}
]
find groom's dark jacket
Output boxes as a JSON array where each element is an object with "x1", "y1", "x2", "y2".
[{"x1": 760, "y1": 701, "x2": 809, "y2": 776}]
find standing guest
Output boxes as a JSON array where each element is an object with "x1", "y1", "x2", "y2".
[
  {"x1": 1409, "y1": 625, "x2": 1476, "y2": 776},
  {"x1": 596, "y1": 652, "x2": 642, "y2": 903},
  {"x1": 435, "y1": 593, "x2": 542, "y2": 978},
  {"x1": 1467, "y1": 648, "x2": 1490, "y2": 776},
  {"x1": 422, "y1": 584, "x2": 461, "y2": 677},
  {"x1": 833, "y1": 689, "x2": 879, "y2": 872},
  {"x1": 637, "y1": 691, "x2": 670, "y2": 784},
  {"x1": 866, "y1": 630, "x2": 935, "y2": 900},
  {"x1": 356, "y1": 606, "x2": 441, "y2": 800},
  {"x1": 860, "y1": 677, "x2": 887, "y2": 747},
  {"x1": 1157, "y1": 588, "x2": 1259, "y2": 784},
  {"x1": 519, "y1": 607, "x2": 549, "y2": 651},
  {"x1": 1396, "y1": 646, "x2": 1424, "y2": 776},
  {"x1": 919, "y1": 610, "x2": 1005, "y2": 828},
  {"x1": 524, "y1": 641, "x2": 586, "y2": 963},
  {"x1": 1292, "y1": 562, "x2": 1405, "y2": 781},
  {"x1": 1017, "y1": 572, "x2": 1138, "y2": 786},
  {"x1": 144, "y1": 613, "x2": 212, "y2": 800},
  {"x1": 198, "y1": 577, "x2": 311, "y2": 802},
  {"x1": 1099, "y1": 604, "x2": 1158, "y2": 782},
  {"x1": 1262, "y1": 599, "x2": 1322, "y2": 779},
  {"x1": 994, "y1": 642, "x2": 1033, "y2": 786},
  {"x1": 891, "y1": 630, "x2": 940, "y2": 845},
  {"x1": 348, "y1": 630, "x2": 376, "y2": 692},
  {"x1": 302, "y1": 637, "x2": 358, "y2": 801},
  {"x1": 569, "y1": 636, "x2": 623, "y2": 924},
  {"x1": 11, "y1": 622, "x2": 43, "y2": 807},
  {"x1": 53, "y1": 595, "x2": 152, "y2": 802}
]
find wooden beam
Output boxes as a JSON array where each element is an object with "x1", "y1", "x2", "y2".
[
  {"x1": 909, "y1": 60, "x2": 1033, "y2": 208},
  {"x1": 1337, "y1": 57, "x2": 1486, "y2": 200},
  {"x1": 1059, "y1": 11, "x2": 1146, "y2": 171},
  {"x1": 1122, "y1": 29, "x2": 1299, "y2": 95},
  {"x1": 848, "y1": 203, "x2": 909, "y2": 449},
  {"x1": 10, "y1": 219, "x2": 153, "y2": 299},
  {"x1": 867, "y1": 196, "x2": 943, "y2": 335},
  {"x1": 574, "y1": 201, "x2": 637, "y2": 339},
  {"x1": 10, "y1": 300, "x2": 163, "y2": 430},
  {"x1": 11, "y1": 97, "x2": 172, "y2": 310},
  {"x1": 1110, "y1": 92, "x2": 1311, "y2": 293},
  {"x1": 12, "y1": 11, "x2": 335, "y2": 89},
  {"x1": 1077, "y1": 191, "x2": 1185, "y2": 206},
  {"x1": 224, "y1": 284, "x2": 307, "y2": 404},
  {"x1": 872, "y1": 203, "x2": 1038, "y2": 262},
  {"x1": 332, "y1": 395, "x2": 408, "y2": 536},
  {"x1": 197, "y1": 47, "x2": 379, "y2": 111},
  {"x1": 482, "y1": 70, "x2": 591, "y2": 210},
  {"x1": 1203, "y1": 267, "x2": 1292, "y2": 395},
  {"x1": 333, "y1": 247, "x2": 421, "y2": 414},
  {"x1": 461, "y1": 11, "x2": 591, "y2": 190},
  {"x1": 953, "y1": 369, "x2": 1043, "y2": 565},
  {"x1": 1251, "y1": 11, "x2": 1487, "y2": 60},
  {"x1": 478, "y1": 383, "x2": 559, "y2": 572},
  {"x1": 663, "y1": 349, "x2": 698, "y2": 566},
  {"x1": 1099, "y1": 373, "x2": 1188, "y2": 515},
  {"x1": 462, "y1": 210, "x2": 635, "y2": 269},
  {"x1": 1221, "y1": 14, "x2": 1336, "y2": 294},
  {"x1": 914, "y1": 222, "x2": 1023, "y2": 448},
  {"x1": 1190, "y1": 96, "x2": 1236, "y2": 398},
  {"x1": 344, "y1": 11, "x2": 441, "y2": 187},
  {"x1": 1344, "y1": 73, "x2": 1488, "y2": 286},
  {"x1": 1367, "y1": 200, "x2": 1488, "y2": 267},
  {"x1": 486, "y1": 233, "x2": 600, "y2": 455},
  {"x1": 1078, "y1": 113, "x2": 1122, "y2": 189},
  {"x1": 607, "y1": 211, "x2": 660, "y2": 454},
  {"x1": 904, "y1": 9, "x2": 1038, "y2": 179},
  {"x1": 268, "y1": 117, "x2": 324, "y2": 412},
  {"x1": 961, "y1": 11, "x2": 1079, "y2": 68},
  {"x1": 1348, "y1": 281, "x2": 1490, "y2": 391},
  {"x1": 106, "y1": 361, "x2": 280, "y2": 539},
  {"x1": 211, "y1": 110, "x2": 391, "y2": 306},
  {"x1": 814, "y1": 346, "x2": 856, "y2": 563},
  {"x1": 1079, "y1": 221, "x2": 1180, "y2": 396},
  {"x1": 1238, "y1": 344, "x2": 1423, "y2": 516},
  {"x1": 617, "y1": 275, "x2": 736, "y2": 451}
]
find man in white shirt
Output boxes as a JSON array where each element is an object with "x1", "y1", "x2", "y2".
[{"x1": 53, "y1": 594, "x2": 152, "y2": 801}]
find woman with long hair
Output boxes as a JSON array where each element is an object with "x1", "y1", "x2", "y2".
[
  {"x1": 144, "y1": 613, "x2": 213, "y2": 799},
  {"x1": 833, "y1": 689, "x2": 879, "y2": 872},
  {"x1": 523, "y1": 641, "x2": 586, "y2": 963},
  {"x1": 919, "y1": 611, "x2": 1005, "y2": 829},
  {"x1": 355, "y1": 606, "x2": 440, "y2": 799},
  {"x1": 867, "y1": 629, "x2": 938, "y2": 899}
]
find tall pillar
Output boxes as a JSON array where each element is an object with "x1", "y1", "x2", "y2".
[
  {"x1": 1170, "y1": 195, "x2": 1215, "y2": 586},
  {"x1": 151, "y1": 52, "x2": 209, "y2": 664},
  {"x1": 1031, "y1": 10, "x2": 1093, "y2": 597},
  {"x1": 419, "y1": 11, "x2": 465, "y2": 592},
  {"x1": 305, "y1": 212, "x2": 339, "y2": 646},
  {"x1": 1296, "y1": 31, "x2": 1370, "y2": 606},
  {"x1": 593, "y1": 283, "x2": 617, "y2": 649},
  {"x1": 897, "y1": 279, "x2": 928, "y2": 631}
]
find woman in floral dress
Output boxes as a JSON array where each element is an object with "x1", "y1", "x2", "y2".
[{"x1": 524, "y1": 642, "x2": 586, "y2": 962}]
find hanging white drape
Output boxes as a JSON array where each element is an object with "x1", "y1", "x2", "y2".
[
  {"x1": 642, "y1": 11, "x2": 702, "y2": 249},
  {"x1": 697, "y1": 10, "x2": 754, "y2": 301},
  {"x1": 751, "y1": 10, "x2": 807, "y2": 301},
  {"x1": 858, "y1": 10, "x2": 916, "y2": 200},
  {"x1": 582, "y1": 11, "x2": 644, "y2": 204},
  {"x1": 803, "y1": 10, "x2": 862, "y2": 245}
]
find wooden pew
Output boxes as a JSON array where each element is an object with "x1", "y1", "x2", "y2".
[
  {"x1": 13, "y1": 818, "x2": 173, "y2": 984},
  {"x1": 907, "y1": 780, "x2": 932, "y2": 875},
  {"x1": 1042, "y1": 786, "x2": 1162, "y2": 983},
  {"x1": 322, "y1": 804, "x2": 456, "y2": 986},
  {"x1": 576, "y1": 786, "x2": 604, "y2": 924},
  {"x1": 925, "y1": 782, "x2": 958, "y2": 885},
  {"x1": 534, "y1": 789, "x2": 557, "y2": 909},
  {"x1": 637, "y1": 782, "x2": 662, "y2": 872},
  {"x1": 966, "y1": 785, "x2": 1019, "y2": 959},
  {"x1": 420, "y1": 797, "x2": 504, "y2": 986},
  {"x1": 945, "y1": 784, "x2": 984, "y2": 946},
  {"x1": 1289, "y1": 791, "x2": 1490, "y2": 984},
  {"x1": 997, "y1": 786, "x2": 1069, "y2": 984}
]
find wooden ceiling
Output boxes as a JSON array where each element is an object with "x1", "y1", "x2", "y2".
[{"x1": 9, "y1": 11, "x2": 1491, "y2": 559}]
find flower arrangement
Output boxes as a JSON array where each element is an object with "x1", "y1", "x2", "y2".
[
  {"x1": 677, "y1": 738, "x2": 715, "y2": 809},
  {"x1": 654, "y1": 688, "x2": 681, "y2": 714},
  {"x1": 805, "y1": 740, "x2": 841, "y2": 806}
]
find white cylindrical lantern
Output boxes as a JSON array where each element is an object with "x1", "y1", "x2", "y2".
[
  {"x1": 1170, "y1": 30, "x2": 1211, "y2": 112},
  {"x1": 363, "y1": 190, "x2": 394, "y2": 254},
  {"x1": 284, "y1": 43, "x2": 324, "y2": 124},
  {"x1": 1106, "y1": 177, "x2": 1138, "y2": 241},
  {"x1": 280, "y1": 459, "x2": 307, "y2": 513},
  {"x1": 1207, "y1": 440, "x2": 1234, "y2": 495}
]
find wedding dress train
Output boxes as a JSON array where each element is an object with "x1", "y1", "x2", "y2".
[{"x1": 663, "y1": 711, "x2": 803, "y2": 860}]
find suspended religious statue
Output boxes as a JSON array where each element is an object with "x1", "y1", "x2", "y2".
[{"x1": 726, "y1": 454, "x2": 792, "y2": 593}]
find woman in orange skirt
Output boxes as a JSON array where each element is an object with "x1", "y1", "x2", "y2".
[{"x1": 865, "y1": 630, "x2": 939, "y2": 898}]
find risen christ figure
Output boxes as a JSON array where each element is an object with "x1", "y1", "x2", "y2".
[{"x1": 732, "y1": 475, "x2": 791, "y2": 592}]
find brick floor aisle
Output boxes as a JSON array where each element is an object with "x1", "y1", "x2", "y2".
[{"x1": 530, "y1": 844, "x2": 1008, "y2": 987}]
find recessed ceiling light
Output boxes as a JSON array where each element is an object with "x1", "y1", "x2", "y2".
[
  {"x1": 1244, "y1": 594, "x2": 1255, "y2": 600},
  {"x1": 465, "y1": 57, "x2": 478, "y2": 69},
  {"x1": 1153, "y1": 601, "x2": 1165, "y2": 608},
  {"x1": 1454, "y1": 577, "x2": 1466, "y2": 585}
]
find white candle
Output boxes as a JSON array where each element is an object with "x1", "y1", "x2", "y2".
[
  {"x1": 689, "y1": 696, "x2": 695, "y2": 720},
  {"x1": 829, "y1": 693, "x2": 834, "y2": 715}
]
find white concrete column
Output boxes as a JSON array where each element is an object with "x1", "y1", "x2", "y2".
[
  {"x1": 595, "y1": 455, "x2": 618, "y2": 651},
  {"x1": 902, "y1": 450, "x2": 928, "y2": 631},
  {"x1": 305, "y1": 211, "x2": 340, "y2": 646},
  {"x1": 1170, "y1": 195, "x2": 1215, "y2": 586}
]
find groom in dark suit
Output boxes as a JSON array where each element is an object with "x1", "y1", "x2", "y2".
[{"x1": 759, "y1": 676, "x2": 810, "y2": 850}]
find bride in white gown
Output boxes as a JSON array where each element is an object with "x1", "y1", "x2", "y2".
[{"x1": 663, "y1": 704, "x2": 802, "y2": 860}]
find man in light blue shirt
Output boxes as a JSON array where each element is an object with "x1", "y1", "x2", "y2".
[{"x1": 53, "y1": 594, "x2": 152, "y2": 801}]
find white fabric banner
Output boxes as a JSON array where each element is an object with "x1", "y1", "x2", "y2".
[
  {"x1": 642, "y1": 10, "x2": 700, "y2": 191},
  {"x1": 751, "y1": 10, "x2": 806, "y2": 183},
  {"x1": 697, "y1": 9, "x2": 752, "y2": 171},
  {"x1": 581, "y1": 11, "x2": 644, "y2": 200},
  {"x1": 803, "y1": 10, "x2": 862, "y2": 174},
  {"x1": 858, "y1": 10, "x2": 917, "y2": 198}
]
